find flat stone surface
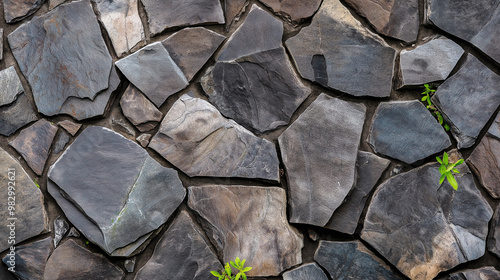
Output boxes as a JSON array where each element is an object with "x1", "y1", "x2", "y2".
[
  {"x1": 488, "y1": 112, "x2": 500, "y2": 140},
  {"x1": 116, "y1": 42, "x2": 188, "y2": 107},
  {"x1": 258, "y1": 0, "x2": 322, "y2": 24},
  {"x1": 136, "y1": 134, "x2": 151, "y2": 148},
  {"x1": 162, "y1": 27, "x2": 225, "y2": 81},
  {"x1": 92, "y1": 0, "x2": 144, "y2": 57},
  {"x1": 285, "y1": 0, "x2": 396, "y2": 98},
  {"x1": 54, "y1": 216, "x2": 69, "y2": 247},
  {"x1": 149, "y1": 94, "x2": 280, "y2": 181},
  {"x1": 315, "y1": 241, "x2": 402, "y2": 279},
  {"x1": 202, "y1": 47, "x2": 310, "y2": 134},
  {"x1": 399, "y1": 37, "x2": 464, "y2": 88},
  {"x1": 188, "y1": 186, "x2": 303, "y2": 277},
  {"x1": 361, "y1": 163, "x2": 493, "y2": 280},
  {"x1": 224, "y1": 0, "x2": 248, "y2": 31},
  {"x1": 53, "y1": 130, "x2": 71, "y2": 154},
  {"x1": 368, "y1": 100, "x2": 451, "y2": 164},
  {"x1": 325, "y1": 151, "x2": 390, "y2": 234},
  {"x1": 140, "y1": 0, "x2": 224, "y2": 36},
  {"x1": 467, "y1": 136, "x2": 500, "y2": 199},
  {"x1": 49, "y1": 0, "x2": 68, "y2": 10},
  {"x1": 0, "y1": 148, "x2": 49, "y2": 252},
  {"x1": 8, "y1": 0, "x2": 113, "y2": 117},
  {"x1": 283, "y1": 263, "x2": 328, "y2": 280},
  {"x1": 433, "y1": 55, "x2": 500, "y2": 149},
  {"x1": 48, "y1": 126, "x2": 185, "y2": 256},
  {"x1": 0, "y1": 93, "x2": 38, "y2": 137},
  {"x1": 43, "y1": 239, "x2": 124, "y2": 280},
  {"x1": 120, "y1": 84, "x2": 163, "y2": 132},
  {"x1": 2, "y1": 237, "x2": 52, "y2": 280},
  {"x1": 0, "y1": 66, "x2": 24, "y2": 107},
  {"x1": 446, "y1": 267, "x2": 500, "y2": 280},
  {"x1": 279, "y1": 93, "x2": 366, "y2": 226},
  {"x1": 488, "y1": 206, "x2": 500, "y2": 258},
  {"x1": 3, "y1": 0, "x2": 44, "y2": 23},
  {"x1": 135, "y1": 211, "x2": 221, "y2": 280},
  {"x1": 58, "y1": 120, "x2": 81, "y2": 136},
  {"x1": 124, "y1": 258, "x2": 135, "y2": 273}
]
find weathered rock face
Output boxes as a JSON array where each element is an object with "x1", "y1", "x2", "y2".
[
  {"x1": 136, "y1": 134, "x2": 151, "y2": 148},
  {"x1": 149, "y1": 94, "x2": 280, "y2": 181},
  {"x1": 0, "y1": 66, "x2": 24, "y2": 107},
  {"x1": 140, "y1": 0, "x2": 224, "y2": 36},
  {"x1": 2, "y1": 237, "x2": 52, "y2": 280},
  {"x1": 314, "y1": 241, "x2": 403, "y2": 279},
  {"x1": 368, "y1": 100, "x2": 451, "y2": 164},
  {"x1": 361, "y1": 163, "x2": 493, "y2": 280},
  {"x1": 433, "y1": 55, "x2": 500, "y2": 149},
  {"x1": 188, "y1": 186, "x2": 303, "y2": 277},
  {"x1": 54, "y1": 216, "x2": 69, "y2": 247},
  {"x1": 0, "y1": 148, "x2": 49, "y2": 252},
  {"x1": 325, "y1": 151, "x2": 390, "y2": 234},
  {"x1": 48, "y1": 126, "x2": 185, "y2": 256},
  {"x1": 43, "y1": 240, "x2": 124, "y2": 280},
  {"x1": 488, "y1": 206, "x2": 500, "y2": 258},
  {"x1": 0, "y1": 28, "x2": 3, "y2": 61},
  {"x1": 282, "y1": 263, "x2": 328, "y2": 280},
  {"x1": 224, "y1": 0, "x2": 248, "y2": 31},
  {"x1": 467, "y1": 134, "x2": 500, "y2": 199},
  {"x1": 0, "y1": 93, "x2": 38, "y2": 137},
  {"x1": 120, "y1": 84, "x2": 163, "y2": 132},
  {"x1": 8, "y1": 0, "x2": 113, "y2": 117},
  {"x1": 58, "y1": 120, "x2": 81, "y2": 136},
  {"x1": 258, "y1": 0, "x2": 322, "y2": 24},
  {"x1": 3, "y1": 0, "x2": 44, "y2": 23},
  {"x1": 285, "y1": 0, "x2": 396, "y2": 97},
  {"x1": 49, "y1": 0, "x2": 68, "y2": 10},
  {"x1": 279, "y1": 93, "x2": 366, "y2": 227},
  {"x1": 135, "y1": 211, "x2": 222, "y2": 280},
  {"x1": 446, "y1": 267, "x2": 500, "y2": 280},
  {"x1": 398, "y1": 37, "x2": 464, "y2": 88},
  {"x1": 53, "y1": 130, "x2": 70, "y2": 154}
]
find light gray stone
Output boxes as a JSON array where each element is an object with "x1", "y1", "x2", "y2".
[
  {"x1": 2, "y1": 237, "x2": 52, "y2": 280},
  {"x1": 3, "y1": 0, "x2": 44, "y2": 23},
  {"x1": 283, "y1": 263, "x2": 328, "y2": 280},
  {"x1": 120, "y1": 84, "x2": 163, "y2": 132},
  {"x1": 0, "y1": 93, "x2": 38, "y2": 137},
  {"x1": 124, "y1": 257, "x2": 135, "y2": 273},
  {"x1": 0, "y1": 66, "x2": 24, "y2": 107},
  {"x1": 54, "y1": 216, "x2": 69, "y2": 248},
  {"x1": 258, "y1": 0, "x2": 322, "y2": 24}
]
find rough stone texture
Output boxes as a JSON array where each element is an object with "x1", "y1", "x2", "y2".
[
  {"x1": 0, "y1": 148, "x2": 49, "y2": 252},
  {"x1": 0, "y1": 263, "x2": 16, "y2": 280},
  {"x1": 9, "y1": 119, "x2": 58, "y2": 176},
  {"x1": 54, "y1": 216, "x2": 69, "y2": 247},
  {"x1": 433, "y1": 55, "x2": 500, "y2": 149},
  {"x1": 368, "y1": 100, "x2": 451, "y2": 164},
  {"x1": 3, "y1": 0, "x2": 44, "y2": 23},
  {"x1": 325, "y1": 151, "x2": 390, "y2": 234},
  {"x1": 120, "y1": 84, "x2": 163, "y2": 132},
  {"x1": 162, "y1": 27, "x2": 226, "y2": 81},
  {"x1": 67, "y1": 228, "x2": 80, "y2": 238},
  {"x1": 140, "y1": 0, "x2": 224, "y2": 36},
  {"x1": 53, "y1": 130, "x2": 70, "y2": 154},
  {"x1": 258, "y1": 0, "x2": 322, "y2": 24},
  {"x1": 282, "y1": 263, "x2": 328, "y2": 280},
  {"x1": 58, "y1": 120, "x2": 81, "y2": 136},
  {"x1": 8, "y1": 0, "x2": 113, "y2": 117},
  {"x1": 48, "y1": 126, "x2": 185, "y2": 256},
  {"x1": 0, "y1": 66, "x2": 24, "y2": 107},
  {"x1": 0, "y1": 93, "x2": 38, "y2": 137},
  {"x1": 285, "y1": 0, "x2": 396, "y2": 98},
  {"x1": 315, "y1": 241, "x2": 402, "y2": 279},
  {"x1": 136, "y1": 134, "x2": 151, "y2": 148},
  {"x1": 467, "y1": 136, "x2": 500, "y2": 199},
  {"x1": 2, "y1": 237, "x2": 52, "y2": 280},
  {"x1": 124, "y1": 258, "x2": 135, "y2": 273},
  {"x1": 361, "y1": 163, "x2": 493, "y2": 280},
  {"x1": 43, "y1": 239, "x2": 124, "y2": 280},
  {"x1": 488, "y1": 206, "x2": 500, "y2": 258},
  {"x1": 135, "y1": 211, "x2": 222, "y2": 280},
  {"x1": 150, "y1": 94, "x2": 280, "y2": 181},
  {"x1": 92, "y1": 0, "x2": 144, "y2": 57},
  {"x1": 279, "y1": 94, "x2": 366, "y2": 226},
  {"x1": 224, "y1": 0, "x2": 248, "y2": 31},
  {"x1": 188, "y1": 186, "x2": 303, "y2": 277},
  {"x1": 446, "y1": 267, "x2": 500, "y2": 280},
  {"x1": 488, "y1": 112, "x2": 500, "y2": 140},
  {"x1": 399, "y1": 37, "x2": 464, "y2": 88},
  {"x1": 115, "y1": 42, "x2": 188, "y2": 108},
  {"x1": 49, "y1": 0, "x2": 68, "y2": 10},
  {"x1": 0, "y1": 28, "x2": 3, "y2": 61}
]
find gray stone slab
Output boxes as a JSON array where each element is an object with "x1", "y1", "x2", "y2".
[
  {"x1": 0, "y1": 93, "x2": 38, "y2": 137},
  {"x1": 279, "y1": 93, "x2": 366, "y2": 227},
  {"x1": 49, "y1": 0, "x2": 68, "y2": 10},
  {"x1": 487, "y1": 112, "x2": 500, "y2": 140},
  {"x1": 488, "y1": 205, "x2": 500, "y2": 258},
  {"x1": 53, "y1": 130, "x2": 71, "y2": 154},
  {"x1": 0, "y1": 66, "x2": 24, "y2": 107},
  {"x1": 2, "y1": 237, "x2": 52, "y2": 280},
  {"x1": 258, "y1": 0, "x2": 322, "y2": 24},
  {"x1": 3, "y1": 0, "x2": 44, "y2": 23},
  {"x1": 283, "y1": 263, "x2": 328, "y2": 280},
  {"x1": 446, "y1": 267, "x2": 500, "y2": 280},
  {"x1": 120, "y1": 84, "x2": 163, "y2": 132}
]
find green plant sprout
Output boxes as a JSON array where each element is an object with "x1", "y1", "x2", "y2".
[
  {"x1": 421, "y1": 84, "x2": 450, "y2": 131},
  {"x1": 211, "y1": 257, "x2": 252, "y2": 280},
  {"x1": 436, "y1": 152, "x2": 464, "y2": 190},
  {"x1": 33, "y1": 179, "x2": 40, "y2": 188}
]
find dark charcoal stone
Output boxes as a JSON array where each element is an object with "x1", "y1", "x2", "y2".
[
  {"x1": 0, "y1": 93, "x2": 38, "y2": 137},
  {"x1": 124, "y1": 257, "x2": 135, "y2": 273},
  {"x1": 224, "y1": 0, "x2": 248, "y2": 31},
  {"x1": 53, "y1": 130, "x2": 70, "y2": 154},
  {"x1": 285, "y1": 0, "x2": 396, "y2": 98},
  {"x1": 54, "y1": 216, "x2": 69, "y2": 247},
  {"x1": 0, "y1": 262, "x2": 16, "y2": 280},
  {"x1": 120, "y1": 84, "x2": 163, "y2": 132},
  {"x1": 3, "y1": 0, "x2": 44, "y2": 23},
  {"x1": 488, "y1": 206, "x2": 500, "y2": 258},
  {"x1": 279, "y1": 93, "x2": 366, "y2": 227},
  {"x1": 433, "y1": 55, "x2": 500, "y2": 149},
  {"x1": 134, "y1": 211, "x2": 221, "y2": 280},
  {"x1": 8, "y1": 0, "x2": 113, "y2": 117},
  {"x1": 361, "y1": 163, "x2": 493, "y2": 280},
  {"x1": 446, "y1": 267, "x2": 500, "y2": 280},
  {"x1": 149, "y1": 94, "x2": 280, "y2": 181},
  {"x1": 258, "y1": 0, "x2": 322, "y2": 24},
  {"x1": 188, "y1": 186, "x2": 303, "y2": 277},
  {"x1": 282, "y1": 263, "x2": 328, "y2": 280},
  {"x1": 314, "y1": 241, "x2": 402, "y2": 279},
  {"x1": 368, "y1": 100, "x2": 451, "y2": 164},
  {"x1": 2, "y1": 237, "x2": 52, "y2": 280},
  {"x1": 467, "y1": 135, "x2": 500, "y2": 199},
  {"x1": 58, "y1": 120, "x2": 81, "y2": 136},
  {"x1": 0, "y1": 66, "x2": 24, "y2": 107}
]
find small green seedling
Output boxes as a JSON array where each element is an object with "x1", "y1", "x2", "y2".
[
  {"x1": 436, "y1": 152, "x2": 464, "y2": 190},
  {"x1": 33, "y1": 179, "x2": 40, "y2": 188},
  {"x1": 211, "y1": 257, "x2": 252, "y2": 280},
  {"x1": 421, "y1": 84, "x2": 450, "y2": 131}
]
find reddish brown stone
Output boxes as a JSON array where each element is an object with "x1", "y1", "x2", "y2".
[
  {"x1": 467, "y1": 136, "x2": 500, "y2": 199},
  {"x1": 58, "y1": 120, "x2": 82, "y2": 136}
]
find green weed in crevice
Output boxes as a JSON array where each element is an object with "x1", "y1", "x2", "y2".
[
  {"x1": 211, "y1": 257, "x2": 252, "y2": 280},
  {"x1": 437, "y1": 152, "x2": 464, "y2": 190},
  {"x1": 421, "y1": 84, "x2": 450, "y2": 131}
]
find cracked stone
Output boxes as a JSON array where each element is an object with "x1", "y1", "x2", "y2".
[
  {"x1": 49, "y1": 0, "x2": 68, "y2": 10},
  {"x1": 488, "y1": 205, "x2": 500, "y2": 258},
  {"x1": 0, "y1": 66, "x2": 24, "y2": 107},
  {"x1": 2, "y1": 237, "x2": 52, "y2": 280},
  {"x1": 224, "y1": 0, "x2": 248, "y2": 31},
  {"x1": 283, "y1": 263, "x2": 328, "y2": 280},
  {"x1": 58, "y1": 120, "x2": 81, "y2": 136},
  {"x1": 53, "y1": 130, "x2": 71, "y2": 154},
  {"x1": 120, "y1": 84, "x2": 163, "y2": 132},
  {"x1": 258, "y1": 0, "x2": 322, "y2": 24},
  {"x1": 0, "y1": 93, "x2": 38, "y2": 137},
  {"x1": 3, "y1": 0, "x2": 44, "y2": 23},
  {"x1": 54, "y1": 216, "x2": 69, "y2": 248}
]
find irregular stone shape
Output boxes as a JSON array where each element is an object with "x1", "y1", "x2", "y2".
[
  {"x1": 0, "y1": 93, "x2": 38, "y2": 137},
  {"x1": 49, "y1": 0, "x2": 68, "y2": 10},
  {"x1": 0, "y1": 66, "x2": 24, "y2": 107},
  {"x1": 162, "y1": 27, "x2": 226, "y2": 81},
  {"x1": 282, "y1": 263, "x2": 328, "y2": 280},
  {"x1": 0, "y1": 148, "x2": 49, "y2": 252},
  {"x1": 188, "y1": 186, "x2": 304, "y2": 277},
  {"x1": 111, "y1": 117, "x2": 135, "y2": 137},
  {"x1": 467, "y1": 136, "x2": 500, "y2": 199},
  {"x1": 488, "y1": 206, "x2": 500, "y2": 258},
  {"x1": 124, "y1": 257, "x2": 135, "y2": 273},
  {"x1": 136, "y1": 134, "x2": 151, "y2": 148},
  {"x1": 9, "y1": 119, "x2": 58, "y2": 176},
  {"x1": 3, "y1": 0, "x2": 44, "y2": 23},
  {"x1": 2, "y1": 237, "x2": 52, "y2": 280},
  {"x1": 116, "y1": 42, "x2": 188, "y2": 107},
  {"x1": 54, "y1": 216, "x2": 69, "y2": 247},
  {"x1": 259, "y1": 0, "x2": 322, "y2": 24},
  {"x1": 278, "y1": 94, "x2": 366, "y2": 226},
  {"x1": 446, "y1": 267, "x2": 500, "y2": 280},
  {"x1": 0, "y1": 28, "x2": 3, "y2": 61},
  {"x1": 43, "y1": 239, "x2": 124, "y2": 280},
  {"x1": 135, "y1": 211, "x2": 221, "y2": 280},
  {"x1": 399, "y1": 37, "x2": 464, "y2": 88},
  {"x1": 488, "y1": 112, "x2": 500, "y2": 140},
  {"x1": 140, "y1": 0, "x2": 224, "y2": 36},
  {"x1": 368, "y1": 100, "x2": 451, "y2": 164},
  {"x1": 58, "y1": 120, "x2": 81, "y2": 136},
  {"x1": 120, "y1": 84, "x2": 163, "y2": 132},
  {"x1": 53, "y1": 134, "x2": 68, "y2": 155},
  {"x1": 149, "y1": 94, "x2": 280, "y2": 181},
  {"x1": 67, "y1": 227, "x2": 80, "y2": 238},
  {"x1": 8, "y1": 0, "x2": 113, "y2": 117},
  {"x1": 217, "y1": 5, "x2": 282, "y2": 62},
  {"x1": 92, "y1": 0, "x2": 144, "y2": 57},
  {"x1": 224, "y1": 0, "x2": 248, "y2": 31},
  {"x1": 325, "y1": 151, "x2": 390, "y2": 234},
  {"x1": 433, "y1": 55, "x2": 500, "y2": 149},
  {"x1": 315, "y1": 241, "x2": 402, "y2": 279},
  {"x1": 48, "y1": 126, "x2": 185, "y2": 256},
  {"x1": 285, "y1": 0, "x2": 396, "y2": 97},
  {"x1": 361, "y1": 163, "x2": 493, "y2": 280}
]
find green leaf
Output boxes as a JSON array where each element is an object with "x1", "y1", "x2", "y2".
[
  {"x1": 444, "y1": 124, "x2": 450, "y2": 131},
  {"x1": 436, "y1": 157, "x2": 443, "y2": 164},
  {"x1": 241, "y1": 267, "x2": 252, "y2": 272},
  {"x1": 452, "y1": 168, "x2": 460, "y2": 174},
  {"x1": 211, "y1": 271, "x2": 221, "y2": 277},
  {"x1": 421, "y1": 96, "x2": 428, "y2": 101},
  {"x1": 454, "y1": 159, "x2": 464, "y2": 166},
  {"x1": 439, "y1": 164, "x2": 446, "y2": 175},
  {"x1": 437, "y1": 113, "x2": 444, "y2": 125},
  {"x1": 241, "y1": 259, "x2": 246, "y2": 268},
  {"x1": 230, "y1": 261, "x2": 236, "y2": 269},
  {"x1": 235, "y1": 273, "x2": 241, "y2": 280},
  {"x1": 242, "y1": 274, "x2": 247, "y2": 280},
  {"x1": 443, "y1": 152, "x2": 449, "y2": 165},
  {"x1": 439, "y1": 174, "x2": 446, "y2": 185},
  {"x1": 225, "y1": 263, "x2": 231, "y2": 277},
  {"x1": 446, "y1": 172, "x2": 458, "y2": 190}
]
